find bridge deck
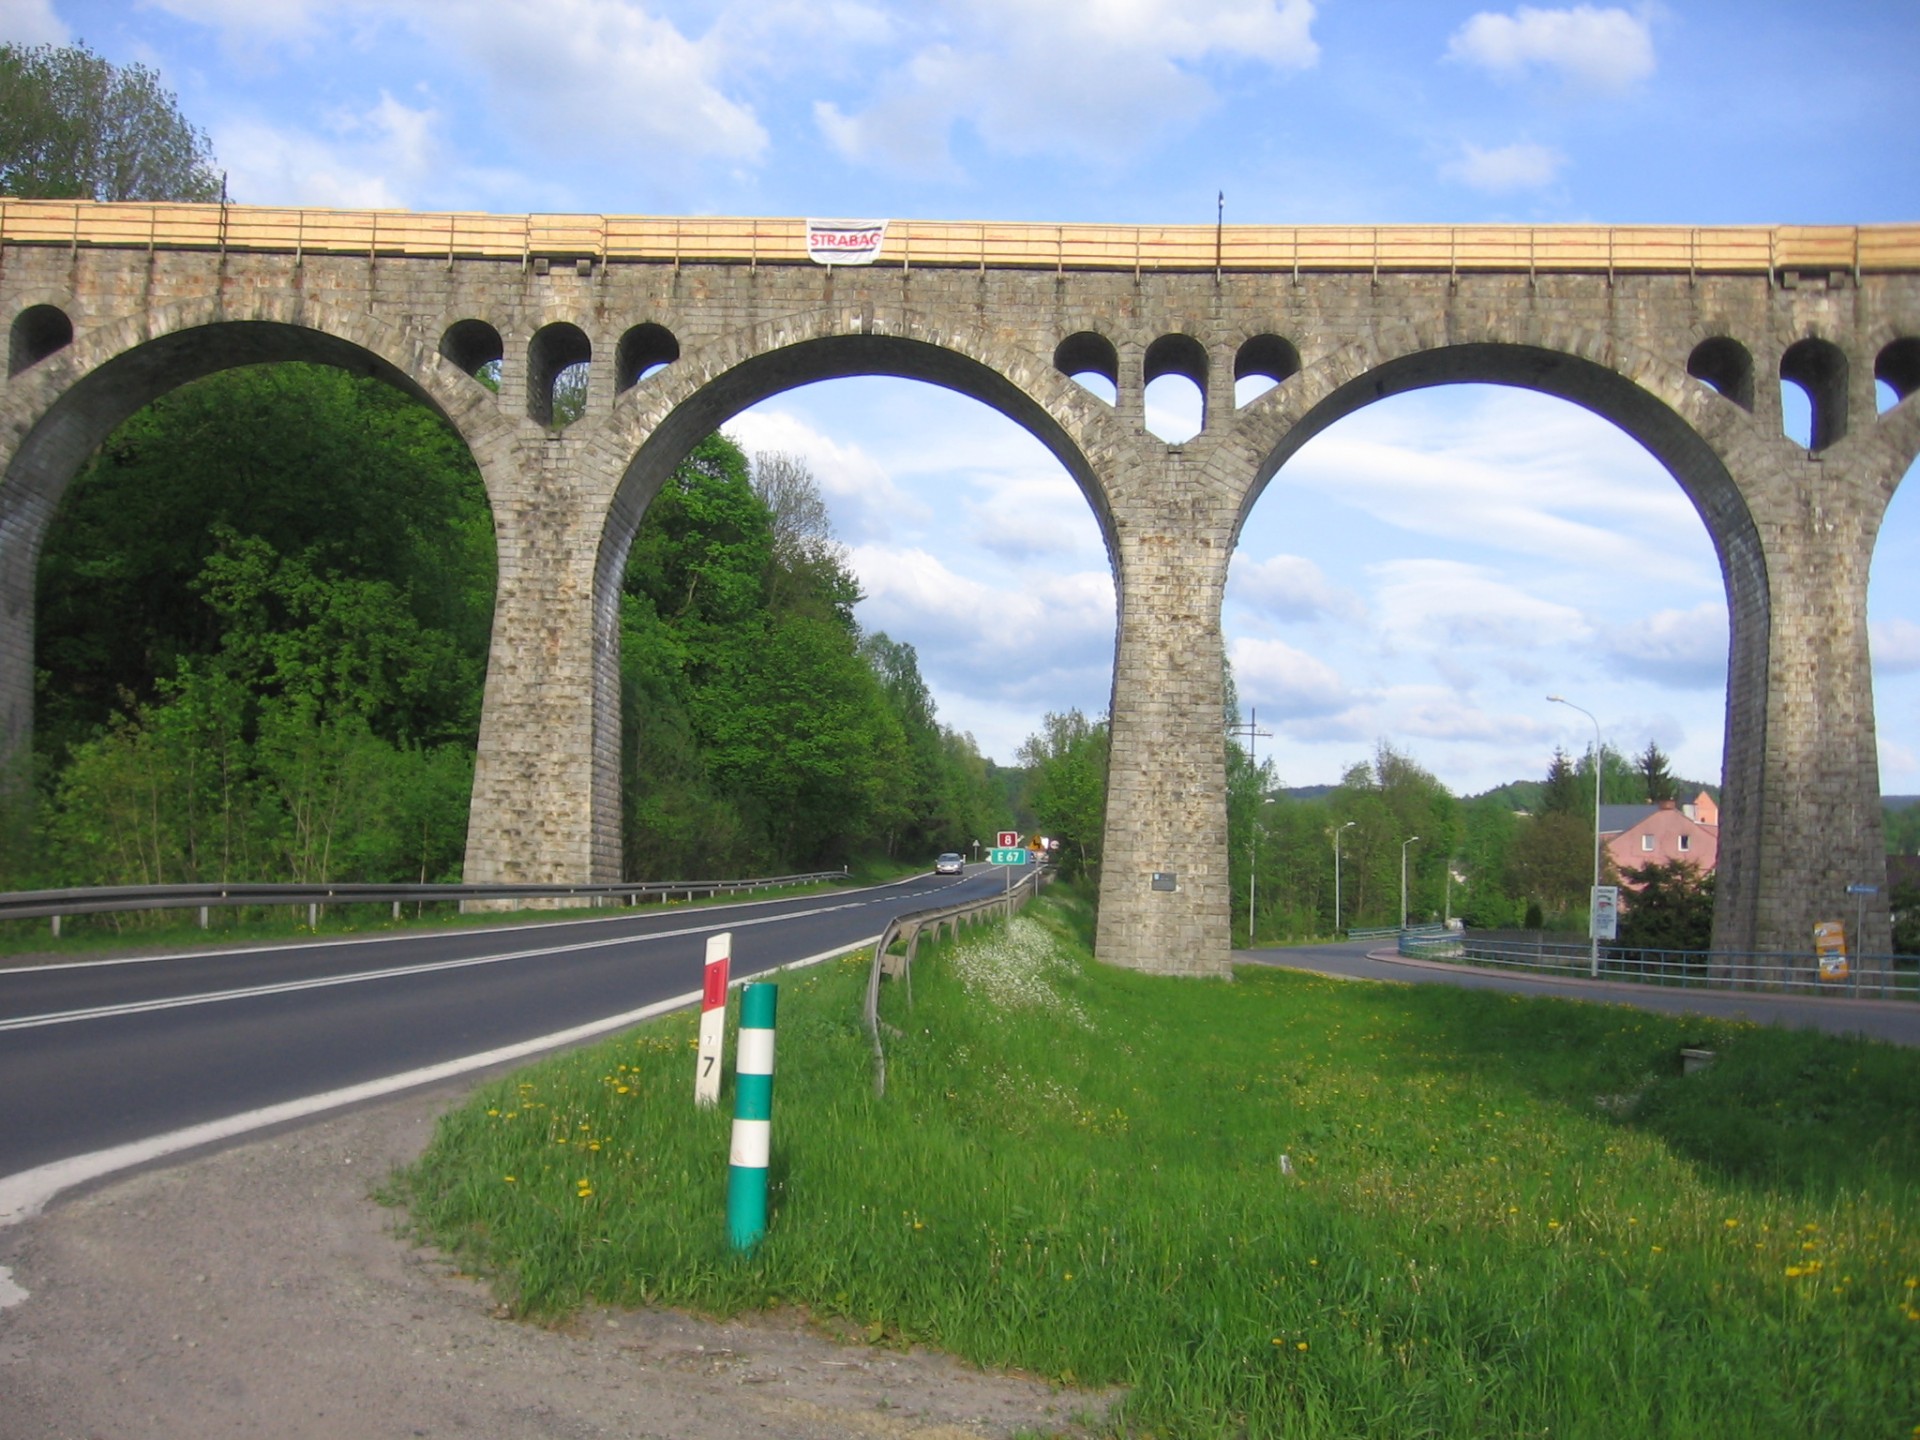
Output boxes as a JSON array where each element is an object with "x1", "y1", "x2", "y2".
[{"x1": 2, "y1": 200, "x2": 1915, "y2": 276}]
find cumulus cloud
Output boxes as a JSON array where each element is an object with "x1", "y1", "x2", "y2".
[
  {"x1": 1228, "y1": 636, "x2": 1352, "y2": 719},
  {"x1": 721, "y1": 409, "x2": 921, "y2": 544},
  {"x1": 0, "y1": 0, "x2": 69, "y2": 45},
  {"x1": 1372, "y1": 559, "x2": 1593, "y2": 653},
  {"x1": 216, "y1": 92, "x2": 443, "y2": 208},
  {"x1": 1228, "y1": 553, "x2": 1364, "y2": 624},
  {"x1": 1445, "y1": 5, "x2": 1656, "y2": 93},
  {"x1": 1602, "y1": 602, "x2": 1728, "y2": 689},
  {"x1": 817, "y1": 0, "x2": 1320, "y2": 170},
  {"x1": 1874, "y1": 618, "x2": 1920, "y2": 674},
  {"x1": 1441, "y1": 140, "x2": 1565, "y2": 193}
]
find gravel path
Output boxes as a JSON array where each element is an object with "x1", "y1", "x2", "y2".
[{"x1": 0, "y1": 1079, "x2": 1105, "y2": 1439}]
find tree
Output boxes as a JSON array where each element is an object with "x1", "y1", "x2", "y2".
[
  {"x1": 1540, "y1": 747, "x2": 1582, "y2": 815},
  {"x1": 1616, "y1": 859, "x2": 1714, "y2": 952},
  {"x1": 1018, "y1": 710, "x2": 1108, "y2": 879},
  {"x1": 1506, "y1": 810, "x2": 1599, "y2": 918},
  {"x1": 0, "y1": 42, "x2": 220, "y2": 201},
  {"x1": 1636, "y1": 740, "x2": 1677, "y2": 803}
]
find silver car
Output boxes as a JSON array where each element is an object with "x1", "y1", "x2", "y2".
[{"x1": 934, "y1": 852, "x2": 965, "y2": 875}]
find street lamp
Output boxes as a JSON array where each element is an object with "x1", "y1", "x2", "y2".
[
  {"x1": 1333, "y1": 820, "x2": 1356, "y2": 936},
  {"x1": 1547, "y1": 694, "x2": 1604, "y2": 978},
  {"x1": 1400, "y1": 835, "x2": 1421, "y2": 930}
]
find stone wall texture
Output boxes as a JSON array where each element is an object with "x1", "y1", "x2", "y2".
[{"x1": 4, "y1": 226, "x2": 1917, "y2": 977}]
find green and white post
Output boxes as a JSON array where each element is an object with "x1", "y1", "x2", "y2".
[{"x1": 726, "y1": 982, "x2": 778, "y2": 1252}]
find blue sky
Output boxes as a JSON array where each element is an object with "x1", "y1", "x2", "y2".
[{"x1": 8, "y1": 0, "x2": 1919, "y2": 795}]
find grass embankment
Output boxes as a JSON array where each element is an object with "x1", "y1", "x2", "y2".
[{"x1": 393, "y1": 888, "x2": 1920, "y2": 1439}]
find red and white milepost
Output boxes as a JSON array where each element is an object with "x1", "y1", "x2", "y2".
[{"x1": 695, "y1": 932, "x2": 731, "y2": 1107}]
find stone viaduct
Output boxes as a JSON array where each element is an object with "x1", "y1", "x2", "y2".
[{"x1": 2, "y1": 202, "x2": 1918, "y2": 977}]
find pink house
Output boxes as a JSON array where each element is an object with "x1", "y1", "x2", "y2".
[{"x1": 1599, "y1": 791, "x2": 1719, "y2": 882}]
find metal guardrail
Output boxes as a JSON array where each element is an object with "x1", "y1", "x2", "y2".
[
  {"x1": 864, "y1": 866, "x2": 1050, "y2": 1096},
  {"x1": 2, "y1": 871, "x2": 849, "y2": 937},
  {"x1": 4, "y1": 201, "x2": 1917, "y2": 276},
  {"x1": 1348, "y1": 922, "x2": 1451, "y2": 942},
  {"x1": 1396, "y1": 930, "x2": 1919, "y2": 1002}
]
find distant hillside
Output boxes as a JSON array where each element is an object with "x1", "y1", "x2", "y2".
[{"x1": 1884, "y1": 795, "x2": 1920, "y2": 812}]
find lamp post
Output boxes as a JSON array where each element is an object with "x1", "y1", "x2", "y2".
[
  {"x1": 1547, "y1": 694, "x2": 1604, "y2": 978},
  {"x1": 1333, "y1": 820, "x2": 1356, "y2": 936},
  {"x1": 1227, "y1": 707, "x2": 1272, "y2": 945},
  {"x1": 1400, "y1": 835, "x2": 1421, "y2": 930}
]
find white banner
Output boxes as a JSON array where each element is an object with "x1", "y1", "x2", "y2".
[{"x1": 807, "y1": 218, "x2": 888, "y2": 266}]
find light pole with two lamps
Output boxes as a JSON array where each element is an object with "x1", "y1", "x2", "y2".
[
  {"x1": 1400, "y1": 835, "x2": 1421, "y2": 931},
  {"x1": 1547, "y1": 694, "x2": 1604, "y2": 978}
]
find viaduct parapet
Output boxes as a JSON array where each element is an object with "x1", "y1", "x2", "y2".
[{"x1": 4, "y1": 203, "x2": 1918, "y2": 976}]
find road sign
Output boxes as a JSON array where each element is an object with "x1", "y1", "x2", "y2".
[
  {"x1": 1846, "y1": 883, "x2": 1878, "y2": 895},
  {"x1": 989, "y1": 847, "x2": 1027, "y2": 865},
  {"x1": 1590, "y1": 885, "x2": 1619, "y2": 941},
  {"x1": 996, "y1": 830, "x2": 1020, "y2": 849}
]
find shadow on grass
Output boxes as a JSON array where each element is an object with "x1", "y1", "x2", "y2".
[{"x1": 1243, "y1": 968, "x2": 1920, "y2": 1202}]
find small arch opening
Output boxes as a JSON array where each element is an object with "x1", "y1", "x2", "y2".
[
  {"x1": 1053, "y1": 331, "x2": 1118, "y2": 404},
  {"x1": 439, "y1": 318, "x2": 503, "y2": 381},
  {"x1": 1143, "y1": 333, "x2": 1207, "y2": 443},
  {"x1": 1877, "y1": 337, "x2": 1920, "y2": 413},
  {"x1": 616, "y1": 323, "x2": 679, "y2": 393},
  {"x1": 1234, "y1": 334, "x2": 1301, "y2": 408},
  {"x1": 1686, "y1": 336, "x2": 1754, "y2": 412},
  {"x1": 10, "y1": 304, "x2": 73, "y2": 376},
  {"x1": 528, "y1": 322, "x2": 591, "y2": 427},
  {"x1": 1780, "y1": 337, "x2": 1848, "y2": 451}
]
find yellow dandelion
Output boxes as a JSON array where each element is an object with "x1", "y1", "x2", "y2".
[
  {"x1": 1723, "y1": 1219, "x2": 1739, "y2": 1229},
  {"x1": 1296, "y1": 1341, "x2": 1309, "y2": 1351},
  {"x1": 503, "y1": 1175, "x2": 516, "y2": 1183}
]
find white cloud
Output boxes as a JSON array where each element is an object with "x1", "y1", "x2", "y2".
[
  {"x1": 1874, "y1": 618, "x2": 1920, "y2": 674},
  {"x1": 1441, "y1": 140, "x2": 1565, "y2": 193},
  {"x1": 721, "y1": 409, "x2": 921, "y2": 544},
  {"x1": 1228, "y1": 553, "x2": 1364, "y2": 624},
  {"x1": 1446, "y1": 5, "x2": 1656, "y2": 93},
  {"x1": 1228, "y1": 636, "x2": 1352, "y2": 718},
  {"x1": 1602, "y1": 602, "x2": 1728, "y2": 689},
  {"x1": 1372, "y1": 558, "x2": 1594, "y2": 653},
  {"x1": 215, "y1": 92, "x2": 443, "y2": 208},
  {"x1": 817, "y1": 0, "x2": 1320, "y2": 170},
  {"x1": 0, "y1": 0, "x2": 68, "y2": 45}
]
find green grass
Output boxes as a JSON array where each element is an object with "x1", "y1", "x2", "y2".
[{"x1": 392, "y1": 886, "x2": 1920, "y2": 1439}]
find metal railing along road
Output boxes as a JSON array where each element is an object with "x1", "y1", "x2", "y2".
[
  {"x1": 0, "y1": 871, "x2": 850, "y2": 937},
  {"x1": 864, "y1": 865, "x2": 1050, "y2": 1096},
  {"x1": 1396, "y1": 929, "x2": 1918, "y2": 1002}
]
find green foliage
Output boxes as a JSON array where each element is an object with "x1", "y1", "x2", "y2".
[
  {"x1": 398, "y1": 892, "x2": 1920, "y2": 1439},
  {"x1": 1017, "y1": 710, "x2": 1108, "y2": 878},
  {"x1": 1636, "y1": 740, "x2": 1677, "y2": 803},
  {"x1": 0, "y1": 41, "x2": 220, "y2": 201},
  {"x1": 1617, "y1": 859, "x2": 1716, "y2": 953},
  {"x1": 30, "y1": 363, "x2": 493, "y2": 888},
  {"x1": 1506, "y1": 810, "x2": 1598, "y2": 917},
  {"x1": 617, "y1": 438, "x2": 1001, "y2": 877}
]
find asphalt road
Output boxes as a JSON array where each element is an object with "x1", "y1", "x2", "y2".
[
  {"x1": 1243, "y1": 938, "x2": 1920, "y2": 1047},
  {"x1": 0, "y1": 867, "x2": 1008, "y2": 1180}
]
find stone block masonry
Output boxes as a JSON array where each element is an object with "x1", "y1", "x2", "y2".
[{"x1": 3, "y1": 207, "x2": 1918, "y2": 974}]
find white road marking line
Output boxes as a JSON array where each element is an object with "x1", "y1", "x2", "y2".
[{"x1": 0, "y1": 938, "x2": 879, "y2": 1231}]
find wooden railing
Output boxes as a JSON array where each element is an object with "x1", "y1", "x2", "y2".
[{"x1": 2, "y1": 200, "x2": 1916, "y2": 276}]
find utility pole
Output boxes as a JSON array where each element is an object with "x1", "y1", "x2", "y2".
[
  {"x1": 1333, "y1": 820, "x2": 1356, "y2": 935},
  {"x1": 1226, "y1": 707, "x2": 1272, "y2": 944}
]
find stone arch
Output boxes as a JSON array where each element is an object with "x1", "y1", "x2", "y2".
[
  {"x1": 1234, "y1": 333, "x2": 1301, "y2": 402},
  {"x1": 615, "y1": 323, "x2": 679, "y2": 393},
  {"x1": 0, "y1": 299, "x2": 508, "y2": 775},
  {"x1": 9, "y1": 302, "x2": 72, "y2": 376},
  {"x1": 584, "y1": 319, "x2": 1121, "y2": 880},
  {"x1": 528, "y1": 321, "x2": 592, "y2": 427},
  {"x1": 1877, "y1": 336, "x2": 1920, "y2": 408},
  {"x1": 1054, "y1": 330, "x2": 1119, "y2": 402},
  {"x1": 1229, "y1": 338, "x2": 1769, "y2": 953},
  {"x1": 440, "y1": 318, "x2": 504, "y2": 379},
  {"x1": 1780, "y1": 336, "x2": 1849, "y2": 451},
  {"x1": 1687, "y1": 336, "x2": 1755, "y2": 411}
]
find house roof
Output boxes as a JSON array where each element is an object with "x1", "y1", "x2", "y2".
[{"x1": 1598, "y1": 804, "x2": 1658, "y2": 836}]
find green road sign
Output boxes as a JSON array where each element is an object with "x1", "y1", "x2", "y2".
[{"x1": 989, "y1": 847, "x2": 1028, "y2": 865}]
